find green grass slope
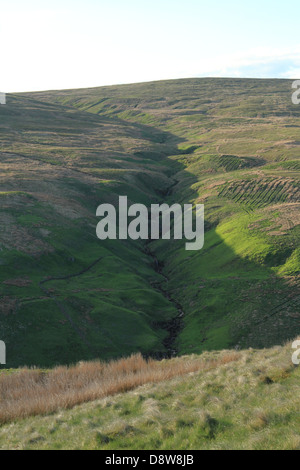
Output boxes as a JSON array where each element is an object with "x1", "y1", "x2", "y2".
[
  {"x1": 0, "y1": 341, "x2": 299, "y2": 450},
  {"x1": 0, "y1": 95, "x2": 180, "y2": 366},
  {"x1": 0, "y1": 78, "x2": 299, "y2": 367}
]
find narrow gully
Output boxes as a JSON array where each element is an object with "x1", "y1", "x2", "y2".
[
  {"x1": 144, "y1": 177, "x2": 185, "y2": 359},
  {"x1": 146, "y1": 247, "x2": 185, "y2": 359}
]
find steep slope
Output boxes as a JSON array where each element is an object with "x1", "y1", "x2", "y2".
[
  {"x1": 0, "y1": 78, "x2": 299, "y2": 366},
  {"x1": 0, "y1": 94, "x2": 182, "y2": 366},
  {"x1": 24, "y1": 78, "x2": 300, "y2": 353}
]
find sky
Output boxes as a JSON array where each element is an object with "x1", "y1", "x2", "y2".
[{"x1": 0, "y1": 0, "x2": 299, "y2": 92}]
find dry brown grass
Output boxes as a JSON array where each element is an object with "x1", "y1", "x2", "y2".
[{"x1": 0, "y1": 352, "x2": 240, "y2": 424}]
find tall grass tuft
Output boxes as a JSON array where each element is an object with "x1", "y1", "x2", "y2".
[{"x1": 0, "y1": 352, "x2": 239, "y2": 424}]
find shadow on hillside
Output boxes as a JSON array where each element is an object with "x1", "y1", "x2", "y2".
[
  {"x1": 0, "y1": 94, "x2": 299, "y2": 368},
  {"x1": 148, "y1": 161, "x2": 299, "y2": 354}
]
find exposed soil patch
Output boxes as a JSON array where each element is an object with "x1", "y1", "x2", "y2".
[
  {"x1": 0, "y1": 297, "x2": 18, "y2": 316},
  {"x1": 3, "y1": 278, "x2": 32, "y2": 287},
  {"x1": 0, "y1": 213, "x2": 53, "y2": 255}
]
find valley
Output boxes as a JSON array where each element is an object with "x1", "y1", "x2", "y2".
[{"x1": 0, "y1": 78, "x2": 299, "y2": 367}]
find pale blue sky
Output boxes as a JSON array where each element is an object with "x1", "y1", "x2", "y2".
[{"x1": 1, "y1": 0, "x2": 299, "y2": 92}]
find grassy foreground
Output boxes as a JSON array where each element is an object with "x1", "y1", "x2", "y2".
[{"x1": 0, "y1": 339, "x2": 299, "y2": 450}]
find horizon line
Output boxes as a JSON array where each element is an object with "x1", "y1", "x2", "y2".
[{"x1": 4, "y1": 76, "x2": 298, "y2": 95}]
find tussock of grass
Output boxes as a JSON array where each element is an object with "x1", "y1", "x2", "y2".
[
  {"x1": 0, "y1": 341, "x2": 298, "y2": 450},
  {"x1": 0, "y1": 352, "x2": 239, "y2": 424}
]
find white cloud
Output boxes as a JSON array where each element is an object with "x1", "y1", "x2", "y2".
[{"x1": 196, "y1": 46, "x2": 300, "y2": 78}]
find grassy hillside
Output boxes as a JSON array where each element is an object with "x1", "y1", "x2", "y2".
[
  {"x1": 0, "y1": 78, "x2": 299, "y2": 367},
  {"x1": 0, "y1": 340, "x2": 299, "y2": 450},
  {"x1": 0, "y1": 94, "x2": 182, "y2": 366}
]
